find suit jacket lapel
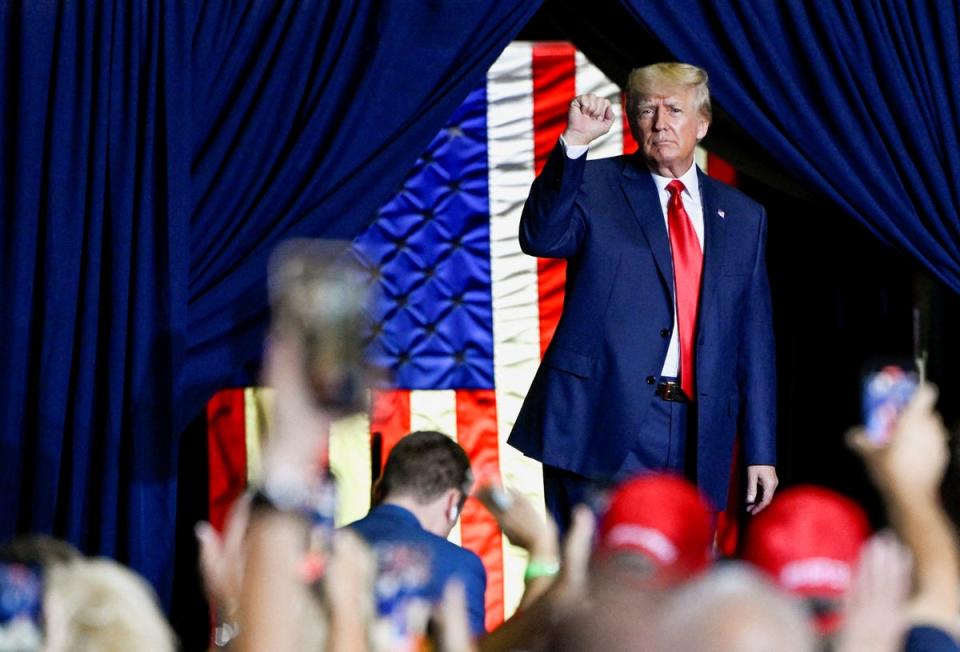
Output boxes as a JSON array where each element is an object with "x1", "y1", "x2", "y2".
[{"x1": 620, "y1": 157, "x2": 674, "y2": 297}]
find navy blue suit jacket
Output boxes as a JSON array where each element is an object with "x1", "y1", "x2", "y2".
[
  {"x1": 347, "y1": 504, "x2": 487, "y2": 635},
  {"x1": 508, "y1": 144, "x2": 776, "y2": 509}
]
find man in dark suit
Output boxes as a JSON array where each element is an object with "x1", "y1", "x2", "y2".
[
  {"x1": 508, "y1": 63, "x2": 778, "y2": 529},
  {"x1": 348, "y1": 430, "x2": 487, "y2": 636}
]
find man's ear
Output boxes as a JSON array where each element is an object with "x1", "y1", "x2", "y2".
[
  {"x1": 445, "y1": 489, "x2": 461, "y2": 524},
  {"x1": 696, "y1": 116, "x2": 710, "y2": 141}
]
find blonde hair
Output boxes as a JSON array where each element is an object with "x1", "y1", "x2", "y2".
[
  {"x1": 627, "y1": 63, "x2": 712, "y2": 121},
  {"x1": 43, "y1": 558, "x2": 176, "y2": 652}
]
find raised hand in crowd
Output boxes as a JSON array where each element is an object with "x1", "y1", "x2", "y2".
[
  {"x1": 196, "y1": 493, "x2": 250, "y2": 649},
  {"x1": 233, "y1": 332, "x2": 347, "y2": 652},
  {"x1": 260, "y1": 331, "x2": 331, "y2": 490},
  {"x1": 848, "y1": 383, "x2": 960, "y2": 640},
  {"x1": 433, "y1": 580, "x2": 478, "y2": 652},
  {"x1": 323, "y1": 530, "x2": 376, "y2": 652},
  {"x1": 479, "y1": 505, "x2": 595, "y2": 652},
  {"x1": 834, "y1": 532, "x2": 912, "y2": 652},
  {"x1": 476, "y1": 483, "x2": 559, "y2": 609},
  {"x1": 228, "y1": 477, "x2": 373, "y2": 652}
]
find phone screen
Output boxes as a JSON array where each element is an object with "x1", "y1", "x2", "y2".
[{"x1": 862, "y1": 364, "x2": 919, "y2": 444}]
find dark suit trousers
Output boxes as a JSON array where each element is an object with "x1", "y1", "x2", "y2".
[{"x1": 543, "y1": 391, "x2": 693, "y2": 534}]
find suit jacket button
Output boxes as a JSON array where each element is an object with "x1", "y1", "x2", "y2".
[
  {"x1": 646, "y1": 376, "x2": 656, "y2": 385},
  {"x1": 659, "y1": 328, "x2": 670, "y2": 338}
]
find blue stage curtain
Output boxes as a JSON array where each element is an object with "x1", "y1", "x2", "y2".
[
  {"x1": 624, "y1": 0, "x2": 960, "y2": 292},
  {"x1": 0, "y1": 0, "x2": 540, "y2": 603}
]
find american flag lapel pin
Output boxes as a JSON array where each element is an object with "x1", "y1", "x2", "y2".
[{"x1": 717, "y1": 209, "x2": 726, "y2": 219}]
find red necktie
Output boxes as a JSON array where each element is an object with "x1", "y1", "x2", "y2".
[{"x1": 666, "y1": 180, "x2": 703, "y2": 400}]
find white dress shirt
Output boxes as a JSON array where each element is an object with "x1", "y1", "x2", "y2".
[{"x1": 560, "y1": 136, "x2": 704, "y2": 378}]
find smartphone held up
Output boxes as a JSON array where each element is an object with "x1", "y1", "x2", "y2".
[
  {"x1": 861, "y1": 363, "x2": 919, "y2": 445},
  {"x1": 268, "y1": 239, "x2": 383, "y2": 417}
]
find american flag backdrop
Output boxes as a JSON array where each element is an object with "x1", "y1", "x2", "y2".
[{"x1": 206, "y1": 42, "x2": 738, "y2": 631}]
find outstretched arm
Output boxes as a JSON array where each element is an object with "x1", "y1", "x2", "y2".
[
  {"x1": 519, "y1": 94, "x2": 612, "y2": 259},
  {"x1": 476, "y1": 484, "x2": 560, "y2": 609},
  {"x1": 849, "y1": 384, "x2": 959, "y2": 635},
  {"x1": 479, "y1": 506, "x2": 595, "y2": 652}
]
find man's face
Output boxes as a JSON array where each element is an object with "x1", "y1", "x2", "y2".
[{"x1": 632, "y1": 85, "x2": 709, "y2": 177}]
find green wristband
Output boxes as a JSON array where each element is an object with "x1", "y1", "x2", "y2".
[{"x1": 524, "y1": 559, "x2": 560, "y2": 581}]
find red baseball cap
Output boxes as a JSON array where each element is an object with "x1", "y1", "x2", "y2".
[
  {"x1": 741, "y1": 485, "x2": 871, "y2": 633},
  {"x1": 596, "y1": 473, "x2": 714, "y2": 586}
]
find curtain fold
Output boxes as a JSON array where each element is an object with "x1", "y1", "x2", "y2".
[
  {"x1": 0, "y1": 0, "x2": 540, "y2": 603},
  {"x1": 624, "y1": 0, "x2": 960, "y2": 292},
  {"x1": 0, "y1": 0, "x2": 191, "y2": 599}
]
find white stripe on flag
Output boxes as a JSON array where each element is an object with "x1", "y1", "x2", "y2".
[
  {"x1": 696, "y1": 146, "x2": 709, "y2": 172},
  {"x1": 409, "y1": 390, "x2": 461, "y2": 546},
  {"x1": 329, "y1": 412, "x2": 372, "y2": 527},
  {"x1": 486, "y1": 42, "x2": 547, "y2": 616}
]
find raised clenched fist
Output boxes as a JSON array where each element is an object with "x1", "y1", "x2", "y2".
[{"x1": 562, "y1": 93, "x2": 615, "y2": 146}]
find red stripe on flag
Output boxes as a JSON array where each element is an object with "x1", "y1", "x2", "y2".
[
  {"x1": 207, "y1": 389, "x2": 247, "y2": 532},
  {"x1": 455, "y1": 389, "x2": 505, "y2": 631},
  {"x1": 706, "y1": 152, "x2": 738, "y2": 186},
  {"x1": 536, "y1": 258, "x2": 566, "y2": 357},
  {"x1": 532, "y1": 43, "x2": 576, "y2": 175},
  {"x1": 532, "y1": 43, "x2": 576, "y2": 357},
  {"x1": 621, "y1": 91, "x2": 639, "y2": 154},
  {"x1": 369, "y1": 389, "x2": 411, "y2": 479}
]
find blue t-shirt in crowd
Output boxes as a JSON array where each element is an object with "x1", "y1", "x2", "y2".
[{"x1": 347, "y1": 503, "x2": 487, "y2": 636}]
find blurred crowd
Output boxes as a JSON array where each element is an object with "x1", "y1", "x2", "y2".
[{"x1": 2, "y1": 251, "x2": 959, "y2": 652}]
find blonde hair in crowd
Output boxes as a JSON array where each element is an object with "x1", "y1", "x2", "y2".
[
  {"x1": 42, "y1": 558, "x2": 177, "y2": 652},
  {"x1": 627, "y1": 62, "x2": 712, "y2": 121},
  {"x1": 653, "y1": 565, "x2": 815, "y2": 652}
]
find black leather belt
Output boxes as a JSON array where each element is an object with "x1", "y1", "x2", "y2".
[{"x1": 655, "y1": 380, "x2": 688, "y2": 403}]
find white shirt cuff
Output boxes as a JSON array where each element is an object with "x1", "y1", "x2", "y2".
[{"x1": 559, "y1": 134, "x2": 589, "y2": 159}]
